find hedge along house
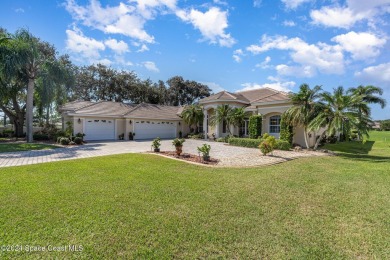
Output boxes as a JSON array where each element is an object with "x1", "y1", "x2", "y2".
[
  {"x1": 199, "y1": 87, "x2": 317, "y2": 147},
  {"x1": 59, "y1": 101, "x2": 189, "y2": 141}
]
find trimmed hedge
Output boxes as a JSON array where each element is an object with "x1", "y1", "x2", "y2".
[
  {"x1": 229, "y1": 137, "x2": 292, "y2": 150},
  {"x1": 280, "y1": 113, "x2": 293, "y2": 144},
  {"x1": 33, "y1": 133, "x2": 50, "y2": 141},
  {"x1": 229, "y1": 138, "x2": 261, "y2": 148},
  {"x1": 248, "y1": 115, "x2": 262, "y2": 139}
]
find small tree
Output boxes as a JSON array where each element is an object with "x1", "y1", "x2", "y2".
[
  {"x1": 181, "y1": 104, "x2": 204, "y2": 133},
  {"x1": 280, "y1": 113, "x2": 293, "y2": 144},
  {"x1": 259, "y1": 134, "x2": 276, "y2": 156},
  {"x1": 248, "y1": 115, "x2": 262, "y2": 139}
]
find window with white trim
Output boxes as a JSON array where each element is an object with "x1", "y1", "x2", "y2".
[{"x1": 269, "y1": 115, "x2": 281, "y2": 133}]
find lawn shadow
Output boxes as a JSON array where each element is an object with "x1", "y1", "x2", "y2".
[{"x1": 335, "y1": 153, "x2": 390, "y2": 163}]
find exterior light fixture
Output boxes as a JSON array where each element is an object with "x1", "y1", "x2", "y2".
[
  {"x1": 129, "y1": 120, "x2": 132, "y2": 125},
  {"x1": 78, "y1": 118, "x2": 81, "y2": 124},
  {"x1": 178, "y1": 122, "x2": 181, "y2": 126}
]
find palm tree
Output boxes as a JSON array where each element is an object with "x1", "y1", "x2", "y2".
[
  {"x1": 309, "y1": 86, "x2": 365, "y2": 149},
  {"x1": 210, "y1": 104, "x2": 246, "y2": 135},
  {"x1": 347, "y1": 85, "x2": 386, "y2": 140},
  {"x1": 3, "y1": 29, "x2": 60, "y2": 142},
  {"x1": 181, "y1": 104, "x2": 204, "y2": 133},
  {"x1": 283, "y1": 84, "x2": 323, "y2": 148}
]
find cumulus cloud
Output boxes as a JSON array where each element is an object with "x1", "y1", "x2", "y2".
[
  {"x1": 239, "y1": 80, "x2": 296, "y2": 92},
  {"x1": 331, "y1": 31, "x2": 386, "y2": 60},
  {"x1": 65, "y1": 28, "x2": 105, "y2": 60},
  {"x1": 104, "y1": 38, "x2": 129, "y2": 54},
  {"x1": 355, "y1": 62, "x2": 390, "y2": 84},
  {"x1": 246, "y1": 35, "x2": 344, "y2": 76},
  {"x1": 255, "y1": 56, "x2": 272, "y2": 69},
  {"x1": 143, "y1": 61, "x2": 160, "y2": 72},
  {"x1": 201, "y1": 82, "x2": 225, "y2": 93},
  {"x1": 137, "y1": 44, "x2": 150, "y2": 52},
  {"x1": 281, "y1": 0, "x2": 312, "y2": 9},
  {"x1": 232, "y1": 49, "x2": 244, "y2": 62},
  {"x1": 310, "y1": 1, "x2": 390, "y2": 29},
  {"x1": 176, "y1": 7, "x2": 236, "y2": 47}
]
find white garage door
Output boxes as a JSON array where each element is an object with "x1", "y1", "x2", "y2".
[
  {"x1": 134, "y1": 120, "x2": 176, "y2": 139},
  {"x1": 84, "y1": 119, "x2": 115, "y2": 141}
]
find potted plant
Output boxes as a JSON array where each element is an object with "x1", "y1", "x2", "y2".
[
  {"x1": 129, "y1": 132, "x2": 135, "y2": 140},
  {"x1": 179, "y1": 131, "x2": 182, "y2": 138},
  {"x1": 172, "y1": 138, "x2": 185, "y2": 156},
  {"x1": 151, "y1": 137, "x2": 161, "y2": 152},
  {"x1": 118, "y1": 133, "x2": 124, "y2": 140},
  {"x1": 197, "y1": 144, "x2": 211, "y2": 161}
]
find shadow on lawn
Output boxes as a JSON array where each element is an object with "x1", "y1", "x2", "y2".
[{"x1": 335, "y1": 153, "x2": 390, "y2": 163}]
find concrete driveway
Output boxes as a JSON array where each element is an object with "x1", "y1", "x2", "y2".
[{"x1": 0, "y1": 139, "x2": 324, "y2": 168}]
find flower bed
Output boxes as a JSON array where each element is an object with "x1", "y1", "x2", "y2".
[{"x1": 156, "y1": 151, "x2": 219, "y2": 165}]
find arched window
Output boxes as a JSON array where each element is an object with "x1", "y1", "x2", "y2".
[{"x1": 269, "y1": 115, "x2": 281, "y2": 133}]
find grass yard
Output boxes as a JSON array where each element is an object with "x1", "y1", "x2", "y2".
[
  {"x1": 0, "y1": 132, "x2": 389, "y2": 259},
  {"x1": 0, "y1": 143, "x2": 59, "y2": 153}
]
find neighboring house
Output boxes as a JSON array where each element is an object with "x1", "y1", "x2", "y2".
[
  {"x1": 199, "y1": 87, "x2": 317, "y2": 147},
  {"x1": 59, "y1": 101, "x2": 189, "y2": 141},
  {"x1": 60, "y1": 88, "x2": 316, "y2": 147},
  {"x1": 370, "y1": 121, "x2": 381, "y2": 130}
]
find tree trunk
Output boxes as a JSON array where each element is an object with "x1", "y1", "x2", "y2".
[
  {"x1": 45, "y1": 105, "x2": 50, "y2": 125},
  {"x1": 26, "y1": 78, "x2": 34, "y2": 143},
  {"x1": 303, "y1": 128, "x2": 310, "y2": 149},
  {"x1": 313, "y1": 131, "x2": 325, "y2": 150}
]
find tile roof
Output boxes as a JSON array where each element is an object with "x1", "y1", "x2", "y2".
[
  {"x1": 71, "y1": 101, "x2": 137, "y2": 117},
  {"x1": 236, "y1": 87, "x2": 290, "y2": 103},
  {"x1": 199, "y1": 91, "x2": 249, "y2": 103},
  {"x1": 59, "y1": 100, "x2": 94, "y2": 112},
  {"x1": 125, "y1": 103, "x2": 182, "y2": 120},
  {"x1": 63, "y1": 101, "x2": 182, "y2": 120}
]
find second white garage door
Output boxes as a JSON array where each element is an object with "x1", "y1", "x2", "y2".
[
  {"x1": 84, "y1": 119, "x2": 115, "y2": 141},
  {"x1": 134, "y1": 120, "x2": 176, "y2": 139}
]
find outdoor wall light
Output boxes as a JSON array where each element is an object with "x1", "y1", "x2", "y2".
[
  {"x1": 78, "y1": 118, "x2": 81, "y2": 124},
  {"x1": 129, "y1": 120, "x2": 132, "y2": 125},
  {"x1": 178, "y1": 122, "x2": 181, "y2": 126}
]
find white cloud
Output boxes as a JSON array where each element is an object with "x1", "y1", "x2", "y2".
[
  {"x1": 255, "y1": 56, "x2": 272, "y2": 69},
  {"x1": 310, "y1": 6, "x2": 368, "y2": 29},
  {"x1": 247, "y1": 35, "x2": 344, "y2": 76},
  {"x1": 137, "y1": 44, "x2": 150, "y2": 52},
  {"x1": 281, "y1": 0, "x2": 311, "y2": 9},
  {"x1": 253, "y1": 0, "x2": 262, "y2": 8},
  {"x1": 355, "y1": 62, "x2": 390, "y2": 84},
  {"x1": 65, "y1": 28, "x2": 105, "y2": 60},
  {"x1": 275, "y1": 64, "x2": 316, "y2": 77},
  {"x1": 282, "y1": 20, "x2": 296, "y2": 27},
  {"x1": 104, "y1": 39, "x2": 129, "y2": 54},
  {"x1": 176, "y1": 7, "x2": 236, "y2": 47},
  {"x1": 232, "y1": 49, "x2": 244, "y2": 62},
  {"x1": 143, "y1": 61, "x2": 160, "y2": 72},
  {"x1": 14, "y1": 8, "x2": 25, "y2": 13},
  {"x1": 347, "y1": 0, "x2": 390, "y2": 13},
  {"x1": 213, "y1": 0, "x2": 228, "y2": 6},
  {"x1": 239, "y1": 80, "x2": 296, "y2": 92},
  {"x1": 331, "y1": 31, "x2": 386, "y2": 60}
]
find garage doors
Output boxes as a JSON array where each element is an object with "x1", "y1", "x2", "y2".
[
  {"x1": 134, "y1": 120, "x2": 176, "y2": 139},
  {"x1": 84, "y1": 119, "x2": 115, "y2": 141}
]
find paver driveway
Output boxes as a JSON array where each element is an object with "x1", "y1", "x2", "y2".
[{"x1": 0, "y1": 139, "x2": 324, "y2": 168}]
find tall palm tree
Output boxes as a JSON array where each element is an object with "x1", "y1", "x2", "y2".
[
  {"x1": 309, "y1": 86, "x2": 365, "y2": 149},
  {"x1": 347, "y1": 85, "x2": 386, "y2": 140},
  {"x1": 3, "y1": 29, "x2": 60, "y2": 142},
  {"x1": 181, "y1": 104, "x2": 204, "y2": 133},
  {"x1": 283, "y1": 84, "x2": 323, "y2": 148}
]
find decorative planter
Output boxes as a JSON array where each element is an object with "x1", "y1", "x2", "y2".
[
  {"x1": 203, "y1": 155, "x2": 210, "y2": 161},
  {"x1": 154, "y1": 148, "x2": 160, "y2": 152},
  {"x1": 175, "y1": 146, "x2": 183, "y2": 156}
]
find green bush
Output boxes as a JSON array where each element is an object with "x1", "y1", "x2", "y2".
[
  {"x1": 2, "y1": 129, "x2": 14, "y2": 137},
  {"x1": 259, "y1": 135, "x2": 276, "y2": 155},
  {"x1": 275, "y1": 139, "x2": 291, "y2": 150},
  {"x1": 33, "y1": 133, "x2": 50, "y2": 141},
  {"x1": 60, "y1": 137, "x2": 70, "y2": 145},
  {"x1": 248, "y1": 115, "x2": 262, "y2": 139},
  {"x1": 188, "y1": 133, "x2": 204, "y2": 139},
  {"x1": 229, "y1": 138, "x2": 262, "y2": 148},
  {"x1": 74, "y1": 137, "x2": 83, "y2": 145},
  {"x1": 280, "y1": 114, "x2": 293, "y2": 144}
]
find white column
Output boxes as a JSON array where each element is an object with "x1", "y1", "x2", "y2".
[{"x1": 203, "y1": 109, "x2": 208, "y2": 140}]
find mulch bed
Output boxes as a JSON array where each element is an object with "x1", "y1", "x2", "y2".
[{"x1": 152, "y1": 151, "x2": 219, "y2": 165}]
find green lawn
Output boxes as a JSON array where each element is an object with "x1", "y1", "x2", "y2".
[
  {"x1": 0, "y1": 133, "x2": 389, "y2": 258},
  {"x1": 0, "y1": 143, "x2": 59, "y2": 153}
]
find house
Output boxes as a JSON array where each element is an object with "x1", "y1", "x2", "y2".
[
  {"x1": 59, "y1": 101, "x2": 188, "y2": 141},
  {"x1": 199, "y1": 87, "x2": 316, "y2": 147},
  {"x1": 59, "y1": 88, "x2": 316, "y2": 147}
]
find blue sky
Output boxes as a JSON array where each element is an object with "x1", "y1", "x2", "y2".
[{"x1": 1, "y1": 0, "x2": 390, "y2": 119}]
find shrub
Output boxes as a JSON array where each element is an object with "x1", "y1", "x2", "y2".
[
  {"x1": 75, "y1": 132, "x2": 85, "y2": 140},
  {"x1": 215, "y1": 137, "x2": 225, "y2": 142},
  {"x1": 259, "y1": 135, "x2": 276, "y2": 155},
  {"x1": 2, "y1": 129, "x2": 14, "y2": 137},
  {"x1": 74, "y1": 137, "x2": 83, "y2": 145},
  {"x1": 229, "y1": 138, "x2": 262, "y2": 148},
  {"x1": 275, "y1": 139, "x2": 291, "y2": 150},
  {"x1": 188, "y1": 133, "x2": 204, "y2": 139},
  {"x1": 172, "y1": 138, "x2": 185, "y2": 147},
  {"x1": 248, "y1": 115, "x2": 262, "y2": 139},
  {"x1": 60, "y1": 137, "x2": 70, "y2": 145},
  {"x1": 197, "y1": 144, "x2": 211, "y2": 160},
  {"x1": 33, "y1": 133, "x2": 50, "y2": 141},
  {"x1": 151, "y1": 137, "x2": 161, "y2": 149}
]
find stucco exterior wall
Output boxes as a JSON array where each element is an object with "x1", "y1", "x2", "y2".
[
  {"x1": 116, "y1": 119, "x2": 126, "y2": 139},
  {"x1": 72, "y1": 117, "x2": 83, "y2": 135}
]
